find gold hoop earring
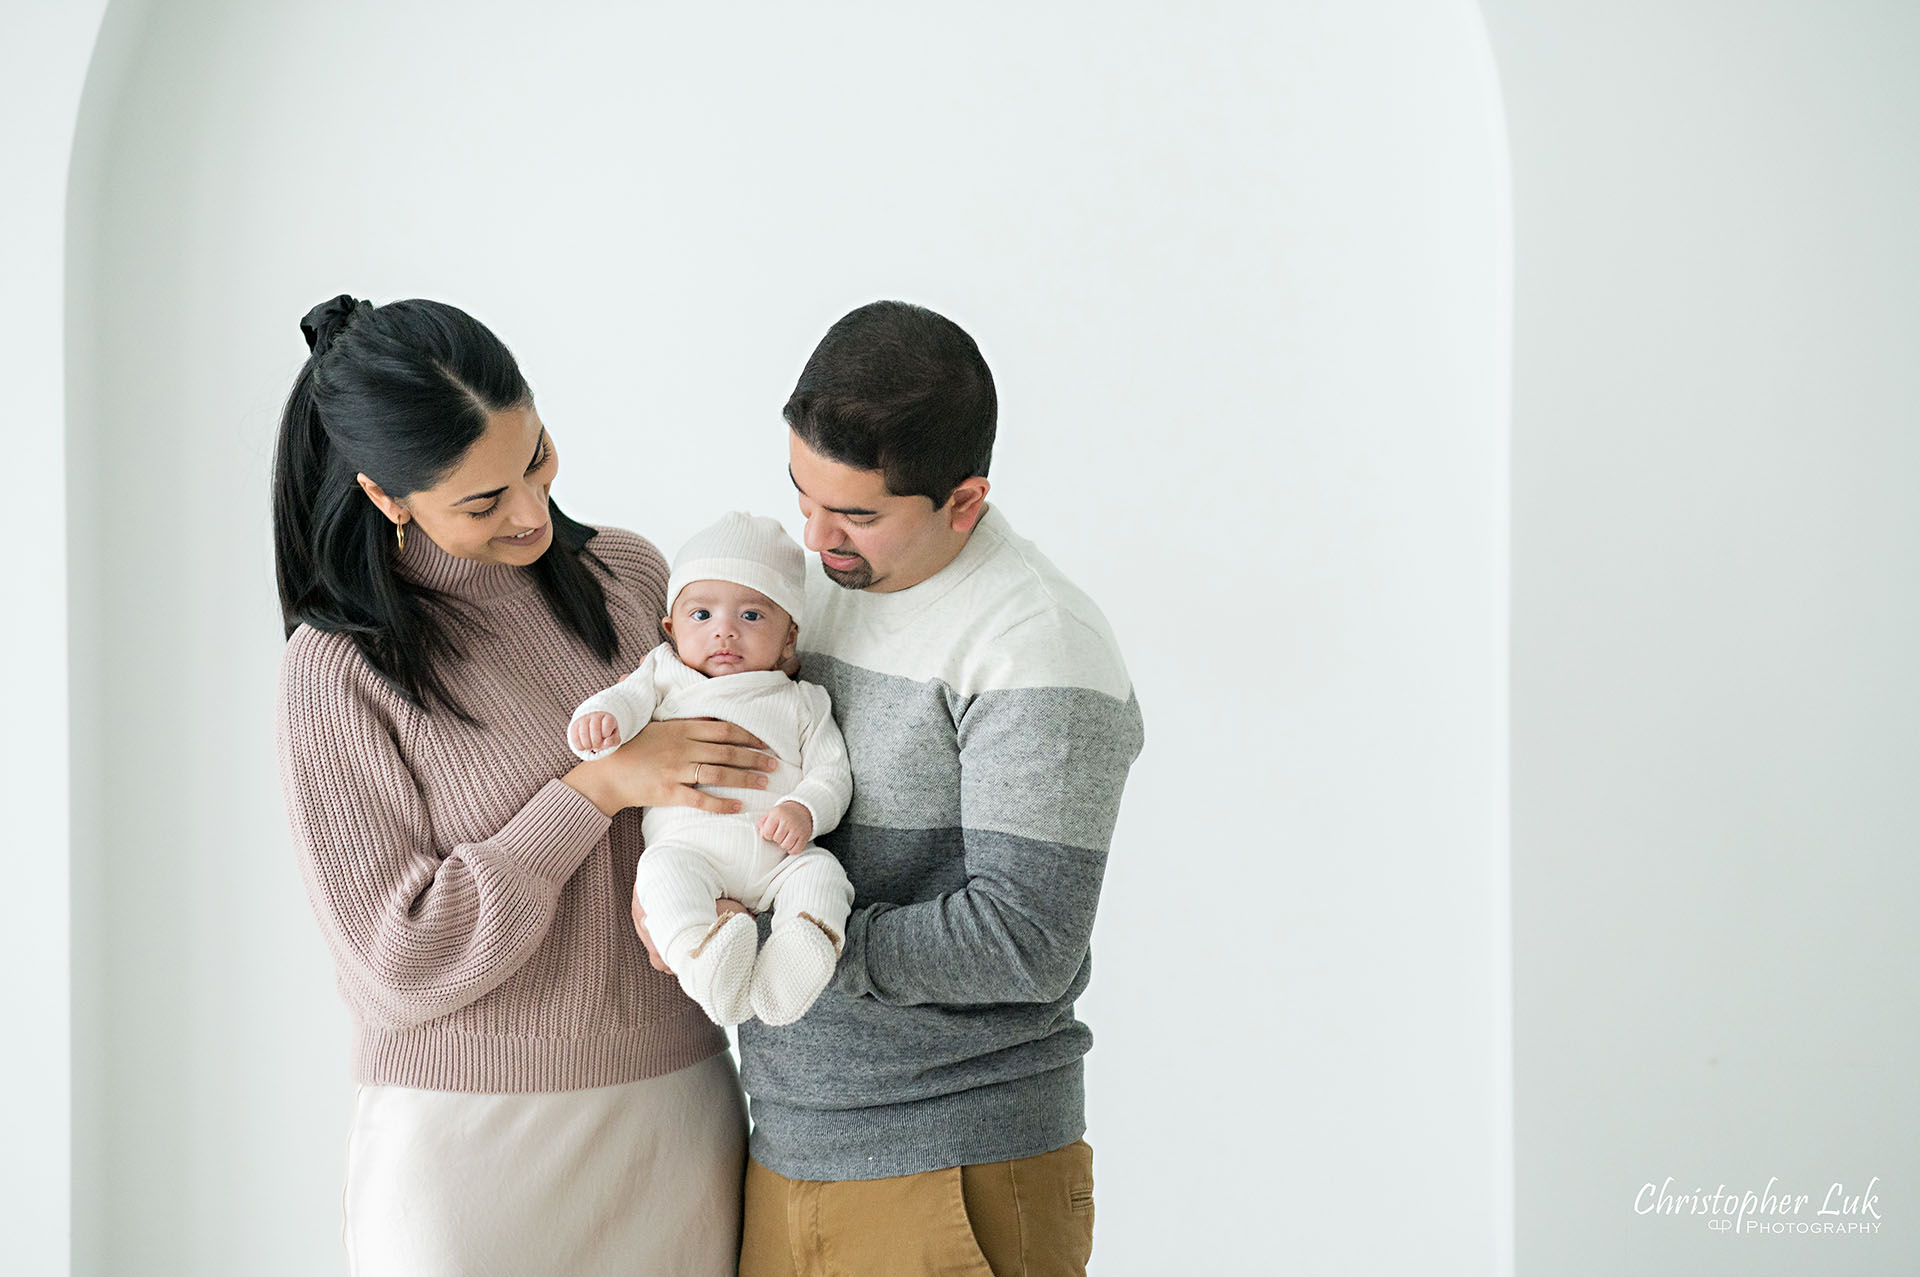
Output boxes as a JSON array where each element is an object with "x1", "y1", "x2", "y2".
[{"x1": 396, "y1": 521, "x2": 407, "y2": 553}]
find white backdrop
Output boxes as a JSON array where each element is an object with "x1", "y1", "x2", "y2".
[
  {"x1": 51, "y1": 2, "x2": 1510, "y2": 1274},
  {"x1": 8, "y1": 3, "x2": 1912, "y2": 1276},
  {"x1": 1484, "y1": 4, "x2": 1920, "y2": 1275}
]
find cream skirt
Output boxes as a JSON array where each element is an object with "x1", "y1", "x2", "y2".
[{"x1": 342, "y1": 1052, "x2": 747, "y2": 1277}]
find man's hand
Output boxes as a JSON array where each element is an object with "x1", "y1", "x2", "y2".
[
  {"x1": 632, "y1": 894, "x2": 752, "y2": 972},
  {"x1": 569, "y1": 711, "x2": 622, "y2": 755},
  {"x1": 758, "y1": 800, "x2": 814, "y2": 854}
]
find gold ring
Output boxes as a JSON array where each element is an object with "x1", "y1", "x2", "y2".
[{"x1": 693, "y1": 762, "x2": 704, "y2": 786}]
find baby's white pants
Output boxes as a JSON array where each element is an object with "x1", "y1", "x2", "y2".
[{"x1": 635, "y1": 815, "x2": 854, "y2": 958}]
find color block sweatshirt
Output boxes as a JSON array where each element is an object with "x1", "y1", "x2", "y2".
[
  {"x1": 275, "y1": 526, "x2": 725, "y2": 1092},
  {"x1": 738, "y1": 506, "x2": 1145, "y2": 1179}
]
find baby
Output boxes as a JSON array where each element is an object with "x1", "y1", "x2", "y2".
[{"x1": 568, "y1": 512, "x2": 853, "y2": 1027}]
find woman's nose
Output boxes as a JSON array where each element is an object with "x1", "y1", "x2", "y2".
[{"x1": 509, "y1": 484, "x2": 548, "y2": 528}]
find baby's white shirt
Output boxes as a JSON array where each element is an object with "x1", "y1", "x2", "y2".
[{"x1": 569, "y1": 642, "x2": 853, "y2": 843}]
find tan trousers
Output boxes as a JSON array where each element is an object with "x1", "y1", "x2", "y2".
[{"x1": 739, "y1": 1139, "x2": 1095, "y2": 1276}]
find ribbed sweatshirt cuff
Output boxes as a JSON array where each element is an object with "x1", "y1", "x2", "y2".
[{"x1": 496, "y1": 779, "x2": 613, "y2": 882}]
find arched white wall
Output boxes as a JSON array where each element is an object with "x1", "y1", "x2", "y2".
[
  {"x1": 25, "y1": 4, "x2": 1914, "y2": 1275},
  {"x1": 59, "y1": 1, "x2": 1511, "y2": 1273},
  {"x1": 0, "y1": 4, "x2": 110, "y2": 1274},
  {"x1": 1482, "y1": 4, "x2": 1919, "y2": 1275}
]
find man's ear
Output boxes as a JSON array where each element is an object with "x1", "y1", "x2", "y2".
[
  {"x1": 945, "y1": 476, "x2": 991, "y2": 532},
  {"x1": 356, "y1": 473, "x2": 408, "y2": 527}
]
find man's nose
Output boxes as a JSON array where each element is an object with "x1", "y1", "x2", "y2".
[{"x1": 801, "y1": 509, "x2": 837, "y2": 552}]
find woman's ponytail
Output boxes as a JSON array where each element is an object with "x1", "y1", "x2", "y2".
[
  {"x1": 273, "y1": 295, "x2": 382, "y2": 641},
  {"x1": 272, "y1": 359, "x2": 335, "y2": 639}
]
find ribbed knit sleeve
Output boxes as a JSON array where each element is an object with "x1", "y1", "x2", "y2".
[
  {"x1": 277, "y1": 628, "x2": 612, "y2": 1029},
  {"x1": 569, "y1": 643, "x2": 669, "y2": 762},
  {"x1": 782, "y1": 681, "x2": 854, "y2": 839}
]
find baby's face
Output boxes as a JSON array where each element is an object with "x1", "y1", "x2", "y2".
[{"x1": 663, "y1": 580, "x2": 797, "y2": 677}]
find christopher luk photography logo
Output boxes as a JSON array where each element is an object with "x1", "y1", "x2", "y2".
[{"x1": 1634, "y1": 1176, "x2": 1883, "y2": 1236}]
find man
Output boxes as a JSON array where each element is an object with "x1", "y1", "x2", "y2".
[{"x1": 653, "y1": 300, "x2": 1143, "y2": 1274}]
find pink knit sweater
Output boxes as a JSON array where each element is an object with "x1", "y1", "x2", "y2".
[{"x1": 276, "y1": 525, "x2": 724, "y2": 1092}]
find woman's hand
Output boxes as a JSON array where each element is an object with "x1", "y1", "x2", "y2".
[
  {"x1": 632, "y1": 894, "x2": 752, "y2": 972},
  {"x1": 565, "y1": 717, "x2": 778, "y2": 818}
]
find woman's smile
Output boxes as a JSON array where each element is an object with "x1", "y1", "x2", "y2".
[{"x1": 494, "y1": 521, "x2": 550, "y2": 546}]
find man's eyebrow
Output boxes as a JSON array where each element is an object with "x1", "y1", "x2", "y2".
[
  {"x1": 455, "y1": 432, "x2": 545, "y2": 505},
  {"x1": 788, "y1": 465, "x2": 880, "y2": 516}
]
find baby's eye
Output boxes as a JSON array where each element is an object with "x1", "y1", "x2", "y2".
[
  {"x1": 690, "y1": 608, "x2": 711, "y2": 621},
  {"x1": 742, "y1": 610, "x2": 762, "y2": 622}
]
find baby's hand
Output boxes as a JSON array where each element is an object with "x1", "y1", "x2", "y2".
[
  {"x1": 569, "y1": 712, "x2": 622, "y2": 755},
  {"x1": 758, "y1": 801, "x2": 814, "y2": 855}
]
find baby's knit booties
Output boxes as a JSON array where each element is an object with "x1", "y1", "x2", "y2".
[
  {"x1": 673, "y1": 911, "x2": 758, "y2": 1027},
  {"x1": 749, "y1": 916, "x2": 840, "y2": 1026}
]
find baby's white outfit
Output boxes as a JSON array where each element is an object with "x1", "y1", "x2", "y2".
[{"x1": 571, "y1": 640, "x2": 854, "y2": 1027}]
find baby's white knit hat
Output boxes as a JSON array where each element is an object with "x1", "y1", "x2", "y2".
[{"x1": 667, "y1": 512, "x2": 808, "y2": 627}]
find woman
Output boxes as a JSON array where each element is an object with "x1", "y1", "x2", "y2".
[{"x1": 273, "y1": 295, "x2": 768, "y2": 1275}]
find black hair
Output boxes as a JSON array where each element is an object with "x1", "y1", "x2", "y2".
[
  {"x1": 781, "y1": 300, "x2": 996, "y2": 506},
  {"x1": 272, "y1": 295, "x2": 617, "y2": 720}
]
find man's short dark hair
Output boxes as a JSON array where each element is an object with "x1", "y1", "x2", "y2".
[{"x1": 782, "y1": 300, "x2": 997, "y2": 506}]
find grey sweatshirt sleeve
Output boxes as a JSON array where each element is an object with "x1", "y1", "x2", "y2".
[{"x1": 834, "y1": 677, "x2": 1144, "y2": 1006}]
